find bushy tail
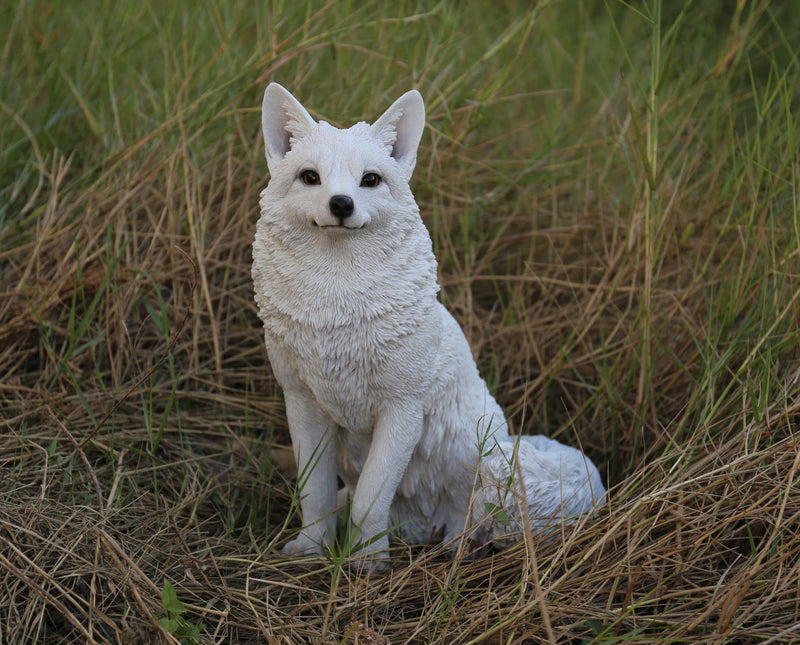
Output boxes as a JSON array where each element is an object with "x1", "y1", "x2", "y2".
[{"x1": 472, "y1": 434, "x2": 606, "y2": 546}]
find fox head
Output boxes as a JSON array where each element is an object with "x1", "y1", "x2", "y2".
[{"x1": 260, "y1": 83, "x2": 425, "y2": 233}]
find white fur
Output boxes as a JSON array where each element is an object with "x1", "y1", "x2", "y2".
[{"x1": 252, "y1": 83, "x2": 605, "y2": 563}]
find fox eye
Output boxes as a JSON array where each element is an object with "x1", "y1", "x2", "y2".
[
  {"x1": 360, "y1": 172, "x2": 381, "y2": 188},
  {"x1": 300, "y1": 169, "x2": 320, "y2": 185}
]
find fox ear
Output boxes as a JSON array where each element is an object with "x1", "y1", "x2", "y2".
[
  {"x1": 371, "y1": 89, "x2": 425, "y2": 178},
  {"x1": 261, "y1": 83, "x2": 316, "y2": 170}
]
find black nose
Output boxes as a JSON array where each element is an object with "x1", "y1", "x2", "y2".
[{"x1": 329, "y1": 194, "x2": 354, "y2": 219}]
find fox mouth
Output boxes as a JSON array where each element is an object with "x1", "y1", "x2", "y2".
[{"x1": 312, "y1": 221, "x2": 365, "y2": 230}]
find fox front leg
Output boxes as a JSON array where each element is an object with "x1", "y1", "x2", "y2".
[
  {"x1": 348, "y1": 401, "x2": 424, "y2": 566},
  {"x1": 280, "y1": 388, "x2": 338, "y2": 556}
]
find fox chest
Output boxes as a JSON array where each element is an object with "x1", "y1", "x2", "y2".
[{"x1": 266, "y1": 320, "x2": 396, "y2": 432}]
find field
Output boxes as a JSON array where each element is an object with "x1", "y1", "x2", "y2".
[{"x1": 2, "y1": 1, "x2": 800, "y2": 643}]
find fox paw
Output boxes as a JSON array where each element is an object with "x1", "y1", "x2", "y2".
[
  {"x1": 281, "y1": 534, "x2": 325, "y2": 557},
  {"x1": 348, "y1": 535, "x2": 390, "y2": 574}
]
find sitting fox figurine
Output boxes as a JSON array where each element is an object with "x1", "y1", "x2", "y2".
[{"x1": 252, "y1": 82, "x2": 605, "y2": 564}]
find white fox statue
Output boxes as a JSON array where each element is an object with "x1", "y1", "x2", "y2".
[{"x1": 252, "y1": 82, "x2": 605, "y2": 565}]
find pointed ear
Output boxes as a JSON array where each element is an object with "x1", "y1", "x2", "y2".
[
  {"x1": 371, "y1": 89, "x2": 425, "y2": 177},
  {"x1": 261, "y1": 83, "x2": 316, "y2": 171}
]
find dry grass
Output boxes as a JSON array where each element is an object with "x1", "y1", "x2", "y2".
[{"x1": 2, "y1": 1, "x2": 800, "y2": 643}]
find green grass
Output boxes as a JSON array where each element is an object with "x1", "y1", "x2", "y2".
[{"x1": 2, "y1": 0, "x2": 800, "y2": 642}]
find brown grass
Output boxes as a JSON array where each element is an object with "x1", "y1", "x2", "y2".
[
  {"x1": 3, "y1": 109, "x2": 800, "y2": 642},
  {"x1": 2, "y1": 4, "x2": 800, "y2": 642}
]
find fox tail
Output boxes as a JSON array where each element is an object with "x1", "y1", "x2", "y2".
[{"x1": 472, "y1": 434, "x2": 606, "y2": 546}]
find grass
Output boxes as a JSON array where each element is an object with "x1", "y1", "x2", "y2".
[{"x1": 2, "y1": 0, "x2": 800, "y2": 642}]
